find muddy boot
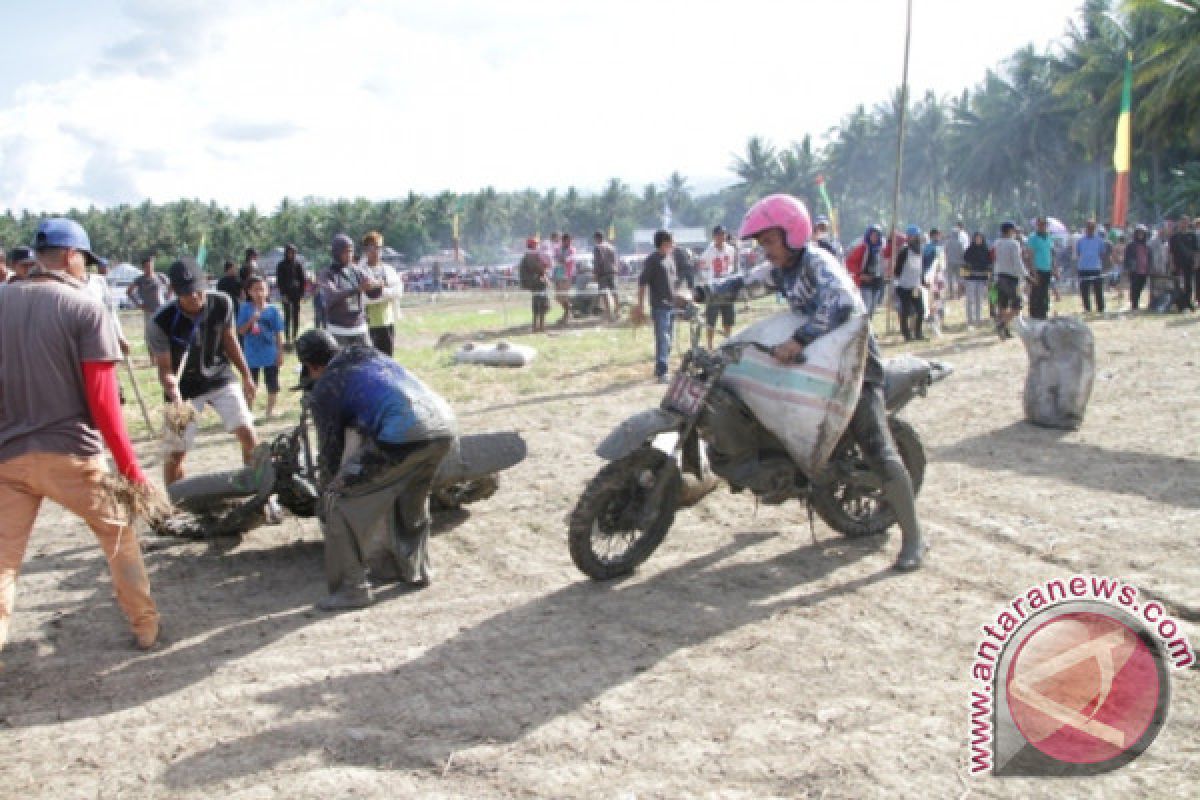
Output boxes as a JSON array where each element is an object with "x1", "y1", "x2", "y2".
[
  {"x1": 318, "y1": 582, "x2": 372, "y2": 611},
  {"x1": 882, "y1": 472, "x2": 925, "y2": 572}
]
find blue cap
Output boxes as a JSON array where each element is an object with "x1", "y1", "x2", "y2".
[
  {"x1": 33, "y1": 218, "x2": 100, "y2": 266},
  {"x1": 905, "y1": 224, "x2": 921, "y2": 237}
]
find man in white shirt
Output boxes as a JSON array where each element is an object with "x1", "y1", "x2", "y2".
[{"x1": 696, "y1": 225, "x2": 739, "y2": 347}]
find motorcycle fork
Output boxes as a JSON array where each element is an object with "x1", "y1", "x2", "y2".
[{"x1": 639, "y1": 366, "x2": 722, "y2": 525}]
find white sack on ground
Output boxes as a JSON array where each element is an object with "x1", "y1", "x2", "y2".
[
  {"x1": 722, "y1": 312, "x2": 868, "y2": 478},
  {"x1": 1015, "y1": 316, "x2": 1095, "y2": 430},
  {"x1": 453, "y1": 341, "x2": 536, "y2": 367}
]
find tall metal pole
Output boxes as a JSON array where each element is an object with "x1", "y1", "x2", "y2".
[{"x1": 885, "y1": 0, "x2": 914, "y2": 336}]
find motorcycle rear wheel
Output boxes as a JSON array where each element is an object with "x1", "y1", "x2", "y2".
[
  {"x1": 811, "y1": 417, "x2": 925, "y2": 538},
  {"x1": 568, "y1": 446, "x2": 681, "y2": 581}
]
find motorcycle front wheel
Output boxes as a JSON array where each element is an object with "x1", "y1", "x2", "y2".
[
  {"x1": 568, "y1": 446, "x2": 682, "y2": 581},
  {"x1": 811, "y1": 417, "x2": 926, "y2": 538}
]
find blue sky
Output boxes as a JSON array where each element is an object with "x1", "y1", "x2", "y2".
[{"x1": 0, "y1": 0, "x2": 1085, "y2": 212}]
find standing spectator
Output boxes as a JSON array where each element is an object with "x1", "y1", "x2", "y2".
[
  {"x1": 552, "y1": 233, "x2": 576, "y2": 326},
  {"x1": 318, "y1": 234, "x2": 380, "y2": 347},
  {"x1": 429, "y1": 261, "x2": 443, "y2": 302},
  {"x1": 0, "y1": 250, "x2": 7, "y2": 284},
  {"x1": 812, "y1": 215, "x2": 844, "y2": 262},
  {"x1": 894, "y1": 225, "x2": 927, "y2": 341},
  {"x1": 127, "y1": 254, "x2": 171, "y2": 340},
  {"x1": 310, "y1": 269, "x2": 326, "y2": 329},
  {"x1": 1026, "y1": 217, "x2": 1057, "y2": 320},
  {"x1": 1075, "y1": 220, "x2": 1107, "y2": 313},
  {"x1": 672, "y1": 243, "x2": 696, "y2": 290},
  {"x1": 845, "y1": 225, "x2": 887, "y2": 316},
  {"x1": 362, "y1": 231, "x2": 404, "y2": 357},
  {"x1": 962, "y1": 232, "x2": 993, "y2": 327},
  {"x1": 992, "y1": 222, "x2": 1028, "y2": 338},
  {"x1": 1168, "y1": 217, "x2": 1198, "y2": 311},
  {"x1": 922, "y1": 229, "x2": 946, "y2": 336},
  {"x1": 944, "y1": 219, "x2": 968, "y2": 301},
  {"x1": 592, "y1": 231, "x2": 619, "y2": 322},
  {"x1": 237, "y1": 275, "x2": 285, "y2": 419},
  {"x1": 148, "y1": 259, "x2": 258, "y2": 485},
  {"x1": 635, "y1": 230, "x2": 677, "y2": 383},
  {"x1": 1124, "y1": 225, "x2": 1153, "y2": 311},
  {"x1": 518, "y1": 238, "x2": 550, "y2": 332},
  {"x1": 0, "y1": 218, "x2": 160, "y2": 653},
  {"x1": 84, "y1": 257, "x2": 130, "y2": 361},
  {"x1": 275, "y1": 244, "x2": 306, "y2": 349},
  {"x1": 4, "y1": 246, "x2": 37, "y2": 286},
  {"x1": 238, "y1": 247, "x2": 259, "y2": 288},
  {"x1": 215, "y1": 259, "x2": 243, "y2": 321},
  {"x1": 696, "y1": 225, "x2": 739, "y2": 347}
]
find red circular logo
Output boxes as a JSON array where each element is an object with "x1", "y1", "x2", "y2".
[{"x1": 1006, "y1": 611, "x2": 1160, "y2": 764}]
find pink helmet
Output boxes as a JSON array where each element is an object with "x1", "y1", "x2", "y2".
[{"x1": 738, "y1": 194, "x2": 812, "y2": 250}]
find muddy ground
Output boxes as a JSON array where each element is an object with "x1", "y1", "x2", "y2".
[{"x1": 1, "y1": 307, "x2": 1197, "y2": 799}]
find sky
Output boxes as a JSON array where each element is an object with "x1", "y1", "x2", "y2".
[{"x1": 0, "y1": 0, "x2": 1086, "y2": 213}]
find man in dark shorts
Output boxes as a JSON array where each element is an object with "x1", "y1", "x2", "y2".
[
  {"x1": 592, "y1": 231, "x2": 618, "y2": 322},
  {"x1": 991, "y1": 221, "x2": 1027, "y2": 339},
  {"x1": 697, "y1": 225, "x2": 739, "y2": 347}
]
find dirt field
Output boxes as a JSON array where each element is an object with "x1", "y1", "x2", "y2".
[{"x1": 2, "y1": 306, "x2": 1197, "y2": 799}]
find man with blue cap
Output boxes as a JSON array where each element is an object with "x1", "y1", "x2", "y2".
[{"x1": 0, "y1": 218, "x2": 162, "y2": 654}]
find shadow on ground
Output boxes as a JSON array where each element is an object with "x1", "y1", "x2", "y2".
[
  {"x1": 162, "y1": 531, "x2": 889, "y2": 786},
  {"x1": 935, "y1": 421, "x2": 1200, "y2": 508}
]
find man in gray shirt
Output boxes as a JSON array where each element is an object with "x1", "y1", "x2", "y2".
[
  {"x1": 127, "y1": 254, "x2": 171, "y2": 338},
  {"x1": 944, "y1": 219, "x2": 968, "y2": 301}
]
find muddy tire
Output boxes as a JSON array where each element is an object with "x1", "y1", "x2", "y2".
[
  {"x1": 568, "y1": 447, "x2": 681, "y2": 581},
  {"x1": 811, "y1": 417, "x2": 925, "y2": 538}
]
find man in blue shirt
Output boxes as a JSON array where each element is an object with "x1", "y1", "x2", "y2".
[
  {"x1": 296, "y1": 330, "x2": 457, "y2": 610},
  {"x1": 1027, "y1": 217, "x2": 1057, "y2": 319},
  {"x1": 1075, "y1": 220, "x2": 1106, "y2": 313}
]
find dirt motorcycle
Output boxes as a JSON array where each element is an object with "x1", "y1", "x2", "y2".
[
  {"x1": 568, "y1": 306, "x2": 951, "y2": 580},
  {"x1": 158, "y1": 396, "x2": 526, "y2": 539}
]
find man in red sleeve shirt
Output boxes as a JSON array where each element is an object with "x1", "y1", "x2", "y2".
[{"x1": 0, "y1": 218, "x2": 160, "y2": 656}]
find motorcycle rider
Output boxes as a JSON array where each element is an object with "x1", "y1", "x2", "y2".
[
  {"x1": 294, "y1": 329, "x2": 457, "y2": 609},
  {"x1": 706, "y1": 194, "x2": 925, "y2": 571}
]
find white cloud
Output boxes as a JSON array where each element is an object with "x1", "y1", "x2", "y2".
[{"x1": 0, "y1": 0, "x2": 1084, "y2": 212}]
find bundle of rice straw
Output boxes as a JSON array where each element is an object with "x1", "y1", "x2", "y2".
[
  {"x1": 162, "y1": 402, "x2": 197, "y2": 437},
  {"x1": 102, "y1": 475, "x2": 174, "y2": 527}
]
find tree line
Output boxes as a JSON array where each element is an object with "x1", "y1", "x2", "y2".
[{"x1": 1, "y1": 0, "x2": 1195, "y2": 270}]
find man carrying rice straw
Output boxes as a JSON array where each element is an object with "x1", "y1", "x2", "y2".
[{"x1": 0, "y1": 219, "x2": 164, "y2": 655}]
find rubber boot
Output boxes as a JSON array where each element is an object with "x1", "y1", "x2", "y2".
[
  {"x1": 318, "y1": 576, "x2": 372, "y2": 611},
  {"x1": 882, "y1": 471, "x2": 925, "y2": 572}
]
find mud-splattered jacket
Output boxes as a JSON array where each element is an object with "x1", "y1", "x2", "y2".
[
  {"x1": 713, "y1": 246, "x2": 883, "y2": 386},
  {"x1": 309, "y1": 345, "x2": 457, "y2": 480}
]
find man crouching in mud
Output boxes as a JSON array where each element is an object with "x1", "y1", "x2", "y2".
[
  {"x1": 709, "y1": 194, "x2": 926, "y2": 571},
  {"x1": 294, "y1": 329, "x2": 456, "y2": 610}
]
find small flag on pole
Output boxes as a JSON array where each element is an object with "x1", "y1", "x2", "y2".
[
  {"x1": 196, "y1": 234, "x2": 207, "y2": 272},
  {"x1": 1111, "y1": 51, "x2": 1133, "y2": 229}
]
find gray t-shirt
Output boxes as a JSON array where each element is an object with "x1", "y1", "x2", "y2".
[
  {"x1": 131, "y1": 272, "x2": 171, "y2": 315},
  {"x1": 0, "y1": 276, "x2": 121, "y2": 461}
]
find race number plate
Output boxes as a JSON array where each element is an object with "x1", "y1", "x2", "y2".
[{"x1": 662, "y1": 372, "x2": 706, "y2": 415}]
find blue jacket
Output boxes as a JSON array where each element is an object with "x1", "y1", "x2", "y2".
[{"x1": 309, "y1": 345, "x2": 457, "y2": 478}]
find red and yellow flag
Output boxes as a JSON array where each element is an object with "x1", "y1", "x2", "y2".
[{"x1": 1111, "y1": 51, "x2": 1133, "y2": 229}]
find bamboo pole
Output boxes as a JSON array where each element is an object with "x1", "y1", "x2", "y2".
[{"x1": 885, "y1": 0, "x2": 914, "y2": 336}]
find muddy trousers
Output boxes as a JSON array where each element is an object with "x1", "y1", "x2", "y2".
[
  {"x1": 0, "y1": 452, "x2": 158, "y2": 651},
  {"x1": 321, "y1": 437, "x2": 453, "y2": 595},
  {"x1": 846, "y1": 386, "x2": 923, "y2": 563}
]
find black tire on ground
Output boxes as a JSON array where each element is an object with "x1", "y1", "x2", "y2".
[
  {"x1": 567, "y1": 446, "x2": 682, "y2": 581},
  {"x1": 811, "y1": 417, "x2": 926, "y2": 538}
]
